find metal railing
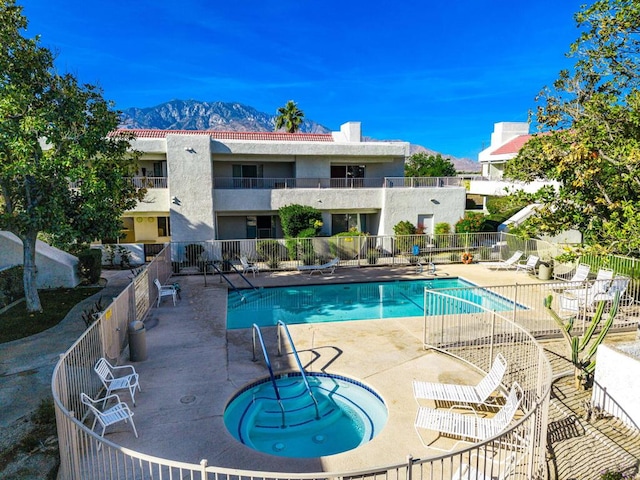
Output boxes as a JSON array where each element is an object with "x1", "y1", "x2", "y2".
[
  {"x1": 419, "y1": 290, "x2": 553, "y2": 479},
  {"x1": 277, "y1": 320, "x2": 320, "y2": 420},
  {"x1": 251, "y1": 324, "x2": 286, "y2": 427},
  {"x1": 52, "y1": 237, "x2": 636, "y2": 479},
  {"x1": 212, "y1": 176, "x2": 464, "y2": 189}
]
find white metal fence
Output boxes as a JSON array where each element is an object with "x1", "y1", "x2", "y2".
[{"x1": 53, "y1": 245, "x2": 555, "y2": 479}]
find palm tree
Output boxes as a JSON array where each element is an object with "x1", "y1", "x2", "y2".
[{"x1": 275, "y1": 100, "x2": 304, "y2": 133}]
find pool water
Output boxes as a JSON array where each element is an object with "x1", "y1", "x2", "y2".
[
  {"x1": 227, "y1": 278, "x2": 521, "y2": 329},
  {"x1": 223, "y1": 373, "x2": 388, "y2": 458}
]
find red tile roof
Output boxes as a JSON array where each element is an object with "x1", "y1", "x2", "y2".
[
  {"x1": 490, "y1": 134, "x2": 534, "y2": 155},
  {"x1": 117, "y1": 129, "x2": 334, "y2": 142}
]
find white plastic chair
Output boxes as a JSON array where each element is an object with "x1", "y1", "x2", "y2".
[
  {"x1": 515, "y1": 255, "x2": 539, "y2": 274},
  {"x1": 94, "y1": 357, "x2": 141, "y2": 406},
  {"x1": 240, "y1": 256, "x2": 259, "y2": 277},
  {"x1": 154, "y1": 278, "x2": 178, "y2": 307},
  {"x1": 413, "y1": 353, "x2": 507, "y2": 406},
  {"x1": 81, "y1": 393, "x2": 138, "y2": 438},
  {"x1": 483, "y1": 251, "x2": 524, "y2": 270},
  {"x1": 414, "y1": 382, "x2": 522, "y2": 450}
]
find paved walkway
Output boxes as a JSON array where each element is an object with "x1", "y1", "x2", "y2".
[{"x1": 0, "y1": 269, "x2": 133, "y2": 428}]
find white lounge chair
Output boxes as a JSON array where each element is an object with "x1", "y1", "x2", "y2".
[
  {"x1": 94, "y1": 357, "x2": 141, "y2": 406},
  {"x1": 413, "y1": 353, "x2": 507, "y2": 406},
  {"x1": 550, "y1": 263, "x2": 591, "y2": 291},
  {"x1": 515, "y1": 255, "x2": 539, "y2": 274},
  {"x1": 81, "y1": 393, "x2": 138, "y2": 438},
  {"x1": 559, "y1": 268, "x2": 615, "y2": 313},
  {"x1": 154, "y1": 278, "x2": 178, "y2": 307},
  {"x1": 414, "y1": 382, "x2": 522, "y2": 450},
  {"x1": 483, "y1": 251, "x2": 524, "y2": 270},
  {"x1": 296, "y1": 257, "x2": 339, "y2": 276},
  {"x1": 240, "y1": 256, "x2": 259, "y2": 277}
]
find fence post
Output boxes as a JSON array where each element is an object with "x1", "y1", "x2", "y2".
[
  {"x1": 490, "y1": 311, "x2": 496, "y2": 364},
  {"x1": 406, "y1": 454, "x2": 413, "y2": 480},
  {"x1": 200, "y1": 458, "x2": 208, "y2": 479}
]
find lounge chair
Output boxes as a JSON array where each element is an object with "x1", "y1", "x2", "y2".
[
  {"x1": 296, "y1": 257, "x2": 339, "y2": 276},
  {"x1": 483, "y1": 251, "x2": 524, "y2": 270},
  {"x1": 549, "y1": 263, "x2": 591, "y2": 291},
  {"x1": 559, "y1": 268, "x2": 615, "y2": 313},
  {"x1": 414, "y1": 382, "x2": 522, "y2": 450},
  {"x1": 154, "y1": 278, "x2": 178, "y2": 307},
  {"x1": 413, "y1": 353, "x2": 507, "y2": 407},
  {"x1": 515, "y1": 255, "x2": 539, "y2": 274},
  {"x1": 81, "y1": 393, "x2": 138, "y2": 439},
  {"x1": 94, "y1": 357, "x2": 141, "y2": 406},
  {"x1": 240, "y1": 256, "x2": 259, "y2": 277}
]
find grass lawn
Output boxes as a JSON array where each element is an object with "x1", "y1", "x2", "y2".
[{"x1": 0, "y1": 287, "x2": 102, "y2": 344}]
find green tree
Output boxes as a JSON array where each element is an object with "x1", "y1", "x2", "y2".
[
  {"x1": 278, "y1": 204, "x2": 322, "y2": 238},
  {"x1": 405, "y1": 153, "x2": 457, "y2": 177},
  {"x1": 504, "y1": 0, "x2": 640, "y2": 257},
  {"x1": 0, "y1": 0, "x2": 144, "y2": 312},
  {"x1": 274, "y1": 100, "x2": 304, "y2": 133}
]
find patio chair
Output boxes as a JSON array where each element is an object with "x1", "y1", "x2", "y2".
[
  {"x1": 550, "y1": 263, "x2": 591, "y2": 291},
  {"x1": 296, "y1": 257, "x2": 340, "y2": 276},
  {"x1": 154, "y1": 278, "x2": 178, "y2": 307},
  {"x1": 240, "y1": 256, "x2": 259, "y2": 277},
  {"x1": 94, "y1": 357, "x2": 141, "y2": 406},
  {"x1": 559, "y1": 268, "x2": 615, "y2": 313},
  {"x1": 414, "y1": 382, "x2": 522, "y2": 450},
  {"x1": 413, "y1": 353, "x2": 507, "y2": 407},
  {"x1": 483, "y1": 251, "x2": 524, "y2": 270},
  {"x1": 515, "y1": 255, "x2": 539, "y2": 274},
  {"x1": 81, "y1": 393, "x2": 138, "y2": 438}
]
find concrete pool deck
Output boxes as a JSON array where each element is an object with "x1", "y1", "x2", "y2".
[
  {"x1": 110, "y1": 265, "x2": 491, "y2": 472},
  {"x1": 89, "y1": 265, "x2": 640, "y2": 476}
]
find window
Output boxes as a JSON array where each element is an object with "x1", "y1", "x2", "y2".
[
  {"x1": 247, "y1": 215, "x2": 275, "y2": 238},
  {"x1": 157, "y1": 216, "x2": 171, "y2": 237},
  {"x1": 330, "y1": 165, "x2": 365, "y2": 187},
  {"x1": 331, "y1": 213, "x2": 365, "y2": 234},
  {"x1": 233, "y1": 164, "x2": 263, "y2": 188}
]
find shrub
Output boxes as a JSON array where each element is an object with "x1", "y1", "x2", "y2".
[
  {"x1": 257, "y1": 240, "x2": 283, "y2": 269},
  {"x1": 455, "y1": 212, "x2": 484, "y2": 233},
  {"x1": 279, "y1": 204, "x2": 323, "y2": 238},
  {"x1": 78, "y1": 248, "x2": 102, "y2": 284},
  {"x1": 0, "y1": 266, "x2": 24, "y2": 308}
]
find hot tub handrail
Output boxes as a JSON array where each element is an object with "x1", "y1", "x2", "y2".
[
  {"x1": 251, "y1": 323, "x2": 286, "y2": 427},
  {"x1": 277, "y1": 320, "x2": 321, "y2": 420}
]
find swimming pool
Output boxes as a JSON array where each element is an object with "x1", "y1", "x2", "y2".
[
  {"x1": 227, "y1": 278, "x2": 522, "y2": 329},
  {"x1": 224, "y1": 372, "x2": 388, "y2": 458}
]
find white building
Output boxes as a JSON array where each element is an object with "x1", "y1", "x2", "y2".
[
  {"x1": 478, "y1": 122, "x2": 531, "y2": 179},
  {"x1": 120, "y1": 122, "x2": 466, "y2": 246}
]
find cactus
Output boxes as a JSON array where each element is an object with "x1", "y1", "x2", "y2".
[{"x1": 543, "y1": 292, "x2": 620, "y2": 389}]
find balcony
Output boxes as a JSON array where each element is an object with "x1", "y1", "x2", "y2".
[{"x1": 213, "y1": 177, "x2": 464, "y2": 189}]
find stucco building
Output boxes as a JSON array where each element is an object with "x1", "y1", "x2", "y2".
[{"x1": 120, "y1": 122, "x2": 466, "y2": 246}]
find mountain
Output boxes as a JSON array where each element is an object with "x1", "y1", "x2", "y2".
[
  {"x1": 119, "y1": 100, "x2": 331, "y2": 134},
  {"x1": 119, "y1": 100, "x2": 481, "y2": 173}
]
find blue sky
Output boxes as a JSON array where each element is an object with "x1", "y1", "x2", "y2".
[{"x1": 23, "y1": 1, "x2": 583, "y2": 160}]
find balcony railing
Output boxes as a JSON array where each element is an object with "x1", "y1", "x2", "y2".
[
  {"x1": 213, "y1": 176, "x2": 464, "y2": 189},
  {"x1": 68, "y1": 177, "x2": 168, "y2": 189}
]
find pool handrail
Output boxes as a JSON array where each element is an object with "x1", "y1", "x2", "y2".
[
  {"x1": 206, "y1": 261, "x2": 245, "y2": 300},
  {"x1": 251, "y1": 323, "x2": 286, "y2": 427},
  {"x1": 277, "y1": 320, "x2": 321, "y2": 420}
]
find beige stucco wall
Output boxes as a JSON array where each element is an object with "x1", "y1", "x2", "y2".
[
  {"x1": 0, "y1": 231, "x2": 80, "y2": 289},
  {"x1": 166, "y1": 135, "x2": 215, "y2": 242}
]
